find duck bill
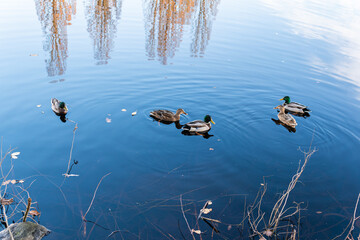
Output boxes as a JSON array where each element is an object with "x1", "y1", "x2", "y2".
[
  {"x1": 211, "y1": 119, "x2": 215, "y2": 124},
  {"x1": 279, "y1": 98, "x2": 284, "y2": 101}
]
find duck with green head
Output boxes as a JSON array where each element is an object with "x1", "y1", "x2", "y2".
[
  {"x1": 182, "y1": 115, "x2": 215, "y2": 133},
  {"x1": 51, "y1": 98, "x2": 68, "y2": 115},
  {"x1": 279, "y1": 96, "x2": 310, "y2": 114}
]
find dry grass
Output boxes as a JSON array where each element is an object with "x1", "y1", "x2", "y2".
[{"x1": 0, "y1": 142, "x2": 39, "y2": 239}]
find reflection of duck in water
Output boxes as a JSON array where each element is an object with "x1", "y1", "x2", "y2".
[
  {"x1": 271, "y1": 118, "x2": 296, "y2": 133},
  {"x1": 279, "y1": 96, "x2": 311, "y2": 115},
  {"x1": 273, "y1": 105, "x2": 297, "y2": 129},
  {"x1": 182, "y1": 115, "x2": 215, "y2": 135},
  {"x1": 51, "y1": 98, "x2": 68, "y2": 123}
]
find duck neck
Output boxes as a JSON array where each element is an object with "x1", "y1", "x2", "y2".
[{"x1": 174, "y1": 110, "x2": 182, "y2": 117}]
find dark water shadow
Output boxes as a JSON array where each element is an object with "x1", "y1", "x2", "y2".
[
  {"x1": 53, "y1": 111, "x2": 67, "y2": 123},
  {"x1": 150, "y1": 117, "x2": 183, "y2": 129},
  {"x1": 285, "y1": 110, "x2": 311, "y2": 118},
  {"x1": 181, "y1": 130, "x2": 214, "y2": 139},
  {"x1": 271, "y1": 118, "x2": 296, "y2": 133}
]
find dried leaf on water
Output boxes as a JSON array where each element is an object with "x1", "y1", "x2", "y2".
[
  {"x1": 11, "y1": 152, "x2": 20, "y2": 159},
  {"x1": 121, "y1": 109, "x2": 127, "y2": 112},
  {"x1": 106, "y1": 118, "x2": 111, "y2": 123},
  {"x1": 191, "y1": 229, "x2": 202, "y2": 235},
  {"x1": 29, "y1": 210, "x2": 41, "y2": 216},
  {"x1": 29, "y1": 54, "x2": 38, "y2": 57},
  {"x1": 201, "y1": 208, "x2": 212, "y2": 214},
  {"x1": 209, "y1": 148, "x2": 214, "y2": 151},
  {"x1": 36, "y1": 105, "x2": 41, "y2": 108},
  {"x1": 1, "y1": 198, "x2": 14, "y2": 205},
  {"x1": 62, "y1": 173, "x2": 79, "y2": 177},
  {"x1": 2, "y1": 179, "x2": 24, "y2": 186}
]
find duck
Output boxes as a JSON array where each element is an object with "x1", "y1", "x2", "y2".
[
  {"x1": 182, "y1": 115, "x2": 215, "y2": 133},
  {"x1": 51, "y1": 98, "x2": 68, "y2": 115},
  {"x1": 279, "y1": 96, "x2": 310, "y2": 114},
  {"x1": 274, "y1": 105, "x2": 297, "y2": 128},
  {"x1": 150, "y1": 109, "x2": 187, "y2": 122}
]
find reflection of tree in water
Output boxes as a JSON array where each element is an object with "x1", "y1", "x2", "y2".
[
  {"x1": 143, "y1": 0, "x2": 220, "y2": 64},
  {"x1": 85, "y1": 0, "x2": 122, "y2": 65},
  {"x1": 191, "y1": 0, "x2": 220, "y2": 57},
  {"x1": 143, "y1": 0, "x2": 196, "y2": 65},
  {"x1": 35, "y1": 0, "x2": 76, "y2": 76}
]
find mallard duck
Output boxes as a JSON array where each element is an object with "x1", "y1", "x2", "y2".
[
  {"x1": 150, "y1": 109, "x2": 187, "y2": 122},
  {"x1": 51, "y1": 98, "x2": 68, "y2": 114},
  {"x1": 182, "y1": 115, "x2": 215, "y2": 133},
  {"x1": 279, "y1": 96, "x2": 310, "y2": 114},
  {"x1": 274, "y1": 105, "x2": 297, "y2": 128}
]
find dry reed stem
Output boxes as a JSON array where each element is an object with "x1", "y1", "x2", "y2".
[
  {"x1": 180, "y1": 194, "x2": 196, "y2": 240},
  {"x1": 64, "y1": 123, "x2": 78, "y2": 177},
  {"x1": 332, "y1": 193, "x2": 360, "y2": 240},
  {"x1": 2, "y1": 205, "x2": 14, "y2": 240},
  {"x1": 83, "y1": 173, "x2": 111, "y2": 220}
]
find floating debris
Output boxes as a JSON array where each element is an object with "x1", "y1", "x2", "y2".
[
  {"x1": 121, "y1": 109, "x2": 127, "y2": 112},
  {"x1": 29, "y1": 54, "x2": 38, "y2": 57},
  {"x1": 29, "y1": 210, "x2": 41, "y2": 217},
  {"x1": 1, "y1": 198, "x2": 14, "y2": 206},
  {"x1": 36, "y1": 105, "x2": 41, "y2": 108},
  {"x1": 11, "y1": 152, "x2": 20, "y2": 159},
  {"x1": 2, "y1": 179, "x2": 24, "y2": 186},
  {"x1": 132, "y1": 111, "x2": 137, "y2": 116},
  {"x1": 209, "y1": 148, "x2": 214, "y2": 151},
  {"x1": 62, "y1": 173, "x2": 79, "y2": 177},
  {"x1": 106, "y1": 117, "x2": 111, "y2": 123}
]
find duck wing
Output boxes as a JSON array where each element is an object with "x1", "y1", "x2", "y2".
[
  {"x1": 278, "y1": 113, "x2": 297, "y2": 128},
  {"x1": 182, "y1": 120, "x2": 210, "y2": 132},
  {"x1": 51, "y1": 98, "x2": 60, "y2": 112},
  {"x1": 150, "y1": 110, "x2": 175, "y2": 121},
  {"x1": 285, "y1": 102, "x2": 310, "y2": 112}
]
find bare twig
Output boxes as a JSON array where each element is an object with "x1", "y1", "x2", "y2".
[
  {"x1": 180, "y1": 194, "x2": 196, "y2": 240},
  {"x1": 83, "y1": 173, "x2": 111, "y2": 220}
]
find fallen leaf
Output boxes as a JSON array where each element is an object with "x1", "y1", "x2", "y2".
[
  {"x1": 106, "y1": 118, "x2": 111, "y2": 123},
  {"x1": 121, "y1": 109, "x2": 127, "y2": 112},
  {"x1": 29, "y1": 54, "x2": 38, "y2": 57},
  {"x1": 2, "y1": 180, "x2": 11, "y2": 186},
  {"x1": 209, "y1": 148, "x2": 214, "y2": 151},
  {"x1": 260, "y1": 183, "x2": 265, "y2": 186},
  {"x1": 37, "y1": 105, "x2": 41, "y2": 108},
  {"x1": 11, "y1": 152, "x2": 20, "y2": 159},
  {"x1": 201, "y1": 208, "x2": 212, "y2": 214},
  {"x1": 62, "y1": 173, "x2": 79, "y2": 177},
  {"x1": 264, "y1": 229, "x2": 273, "y2": 237},
  {"x1": 132, "y1": 111, "x2": 137, "y2": 116},
  {"x1": 2, "y1": 179, "x2": 24, "y2": 185},
  {"x1": 29, "y1": 210, "x2": 41, "y2": 216},
  {"x1": 191, "y1": 229, "x2": 202, "y2": 235},
  {"x1": 1, "y1": 198, "x2": 14, "y2": 205},
  {"x1": 316, "y1": 211, "x2": 322, "y2": 214}
]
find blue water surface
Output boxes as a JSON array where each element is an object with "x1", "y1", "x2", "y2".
[{"x1": 0, "y1": 0, "x2": 359, "y2": 239}]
